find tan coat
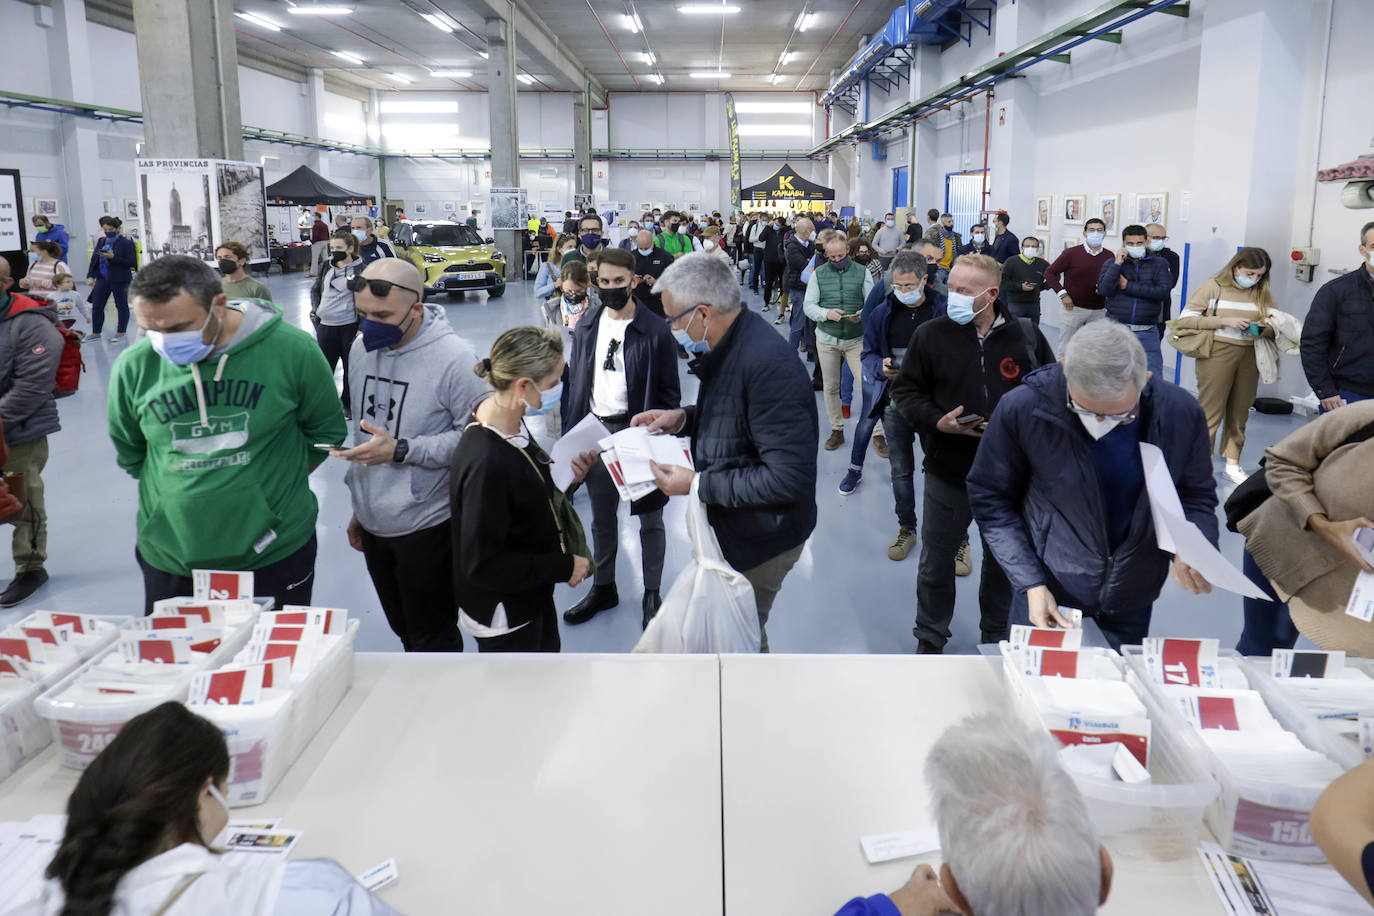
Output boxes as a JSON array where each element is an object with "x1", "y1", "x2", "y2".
[{"x1": 1238, "y1": 400, "x2": 1374, "y2": 655}]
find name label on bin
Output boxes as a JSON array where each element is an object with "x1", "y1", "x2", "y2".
[
  {"x1": 58, "y1": 721, "x2": 123, "y2": 759},
  {"x1": 1232, "y1": 799, "x2": 1315, "y2": 857},
  {"x1": 1144, "y1": 637, "x2": 1220, "y2": 688},
  {"x1": 193, "y1": 568, "x2": 254, "y2": 601},
  {"x1": 1050, "y1": 730, "x2": 1149, "y2": 768}
]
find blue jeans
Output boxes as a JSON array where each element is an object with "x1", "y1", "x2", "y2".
[
  {"x1": 1010, "y1": 591, "x2": 1152, "y2": 651},
  {"x1": 749, "y1": 249, "x2": 765, "y2": 291},
  {"x1": 883, "y1": 402, "x2": 919, "y2": 530},
  {"x1": 841, "y1": 361, "x2": 854, "y2": 405},
  {"x1": 787, "y1": 290, "x2": 816, "y2": 358},
  {"x1": 1133, "y1": 327, "x2": 1163, "y2": 378},
  {"x1": 1236, "y1": 549, "x2": 1298, "y2": 655},
  {"x1": 90, "y1": 277, "x2": 130, "y2": 334},
  {"x1": 849, "y1": 375, "x2": 880, "y2": 468},
  {"x1": 1007, "y1": 300, "x2": 1041, "y2": 326}
]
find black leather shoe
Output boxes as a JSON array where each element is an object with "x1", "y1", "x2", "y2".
[
  {"x1": 914, "y1": 636, "x2": 944, "y2": 655},
  {"x1": 563, "y1": 583, "x2": 619, "y2": 624},
  {"x1": 642, "y1": 589, "x2": 662, "y2": 630},
  {"x1": 0, "y1": 569, "x2": 48, "y2": 608}
]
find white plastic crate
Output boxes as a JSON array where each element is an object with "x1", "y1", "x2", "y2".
[
  {"x1": 999, "y1": 644, "x2": 1218, "y2": 859},
  {"x1": 196, "y1": 618, "x2": 358, "y2": 807},
  {"x1": 1123, "y1": 646, "x2": 1362, "y2": 863},
  {"x1": 33, "y1": 603, "x2": 264, "y2": 769}
]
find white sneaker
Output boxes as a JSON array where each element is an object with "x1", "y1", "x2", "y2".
[{"x1": 1223, "y1": 463, "x2": 1249, "y2": 484}]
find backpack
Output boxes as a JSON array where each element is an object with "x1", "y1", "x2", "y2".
[
  {"x1": 1223, "y1": 419, "x2": 1374, "y2": 533},
  {"x1": 54, "y1": 326, "x2": 84, "y2": 397}
]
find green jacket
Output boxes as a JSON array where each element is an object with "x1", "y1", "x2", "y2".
[
  {"x1": 814, "y1": 262, "x2": 868, "y2": 340},
  {"x1": 108, "y1": 299, "x2": 347, "y2": 576},
  {"x1": 656, "y1": 231, "x2": 694, "y2": 257}
]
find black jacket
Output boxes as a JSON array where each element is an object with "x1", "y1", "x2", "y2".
[
  {"x1": 783, "y1": 236, "x2": 816, "y2": 291},
  {"x1": 449, "y1": 423, "x2": 575, "y2": 629},
  {"x1": 967, "y1": 364, "x2": 1217, "y2": 615},
  {"x1": 86, "y1": 234, "x2": 138, "y2": 287},
  {"x1": 989, "y1": 229, "x2": 1020, "y2": 264},
  {"x1": 563, "y1": 301, "x2": 680, "y2": 427},
  {"x1": 1096, "y1": 254, "x2": 1173, "y2": 326},
  {"x1": 683, "y1": 308, "x2": 817, "y2": 571},
  {"x1": 1301, "y1": 266, "x2": 1374, "y2": 399},
  {"x1": 760, "y1": 225, "x2": 787, "y2": 263},
  {"x1": 632, "y1": 246, "x2": 674, "y2": 317},
  {"x1": 1157, "y1": 246, "x2": 1181, "y2": 322},
  {"x1": 890, "y1": 301, "x2": 1055, "y2": 484},
  {"x1": 1001, "y1": 255, "x2": 1050, "y2": 304}
]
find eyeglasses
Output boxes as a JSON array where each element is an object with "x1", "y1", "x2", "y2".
[
  {"x1": 345, "y1": 275, "x2": 422, "y2": 301},
  {"x1": 1067, "y1": 393, "x2": 1139, "y2": 424},
  {"x1": 1148, "y1": 236, "x2": 1168, "y2": 242},
  {"x1": 603, "y1": 337, "x2": 621, "y2": 371}
]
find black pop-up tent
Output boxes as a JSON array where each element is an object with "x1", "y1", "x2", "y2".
[
  {"x1": 742, "y1": 164, "x2": 834, "y2": 202},
  {"x1": 264, "y1": 165, "x2": 374, "y2": 206}
]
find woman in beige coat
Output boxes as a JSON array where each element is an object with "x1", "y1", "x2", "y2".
[
  {"x1": 1172, "y1": 248, "x2": 1279, "y2": 484},
  {"x1": 1239, "y1": 400, "x2": 1374, "y2": 655}
]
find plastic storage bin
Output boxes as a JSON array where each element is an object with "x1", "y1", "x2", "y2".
[
  {"x1": 1242, "y1": 656, "x2": 1374, "y2": 755},
  {"x1": 999, "y1": 644, "x2": 1218, "y2": 859},
  {"x1": 1123, "y1": 646, "x2": 1362, "y2": 863},
  {"x1": 34, "y1": 604, "x2": 264, "y2": 769},
  {"x1": 196, "y1": 618, "x2": 358, "y2": 807}
]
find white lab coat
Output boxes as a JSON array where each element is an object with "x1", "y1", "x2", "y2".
[{"x1": 7, "y1": 843, "x2": 398, "y2": 916}]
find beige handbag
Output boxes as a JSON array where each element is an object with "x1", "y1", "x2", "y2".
[{"x1": 1165, "y1": 298, "x2": 1217, "y2": 359}]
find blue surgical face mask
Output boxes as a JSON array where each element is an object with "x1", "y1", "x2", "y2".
[
  {"x1": 104, "y1": 230, "x2": 118, "y2": 239},
  {"x1": 1086, "y1": 231, "x2": 1105, "y2": 246},
  {"x1": 893, "y1": 287, "x2": 924, "y2": 306},
  {"x1": 672, "y1": 311, "x2": 710, "y2": 354},
  {"x1": 148, "y1": 308, "x2": 218, "y2": 365},
  {"x1": 1234, "y1": 272, "x2": 1259, "y2": 289},
  {"x1": 1126, "y1": 245, "x2": 1147, "y2": 259},
  {"x1": 1148, "y1": 239, "x2": 1166, "y2": 252},
  {"x1": 637, "y1": 247, "x2": 653, "y2": 256},
  {"x1": 359, "y1": 308, "x2": 416, "y2": 352},
  {"x1": 946, "y1": 288, "x2": 990, "y2": 325},
  {"x1": 523, "y1": 379, "x2": 562, "y2": 416},
  {"x1": 26, "y1": 252, "x2": 38, "y2": 263},
  {"x1": 352, "y1": 229, "x2": 368, "y2": 243}
]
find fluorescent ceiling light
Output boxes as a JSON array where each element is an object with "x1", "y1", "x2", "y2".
[
  {"x1": 778, "y1": 51, "x2": 799, "y2": 64},
  {"x1": 796, "y1": 11, "x2": 818, "y2": 31},
  {"x1": 429, "y1": 71, "x2": 472, "y2": 78},
  {"x1": 380, "y1": 100, "x2": 459, "y2": 113},
  {"x1": 233, "y1": 12, "x2": 281, "y2": 31},
  {"x1": 766, "y1": 73, "x2": 785, "y2": 84},
  {"x1": 332, "y1": 50, "x2": 364, "y2": 64},
  {"x1": 621, "y1": 13, "x2": 642, "y2": 33},
  {"x1": 736, "y1": 124, "x2": 811, "y2": 136},
  {"x1": 387, "y1": 72, "x2": 414, "y2": 84},
  {"x1": 516, "y1": 74, "x2": 535, "y2": 84},
  {"x1": 286, "y1": 5, "x2": 352, "y2": 14},
  {"x1": 479, "y1": 51, "x2": 489, "y2": 59},
  {"x1": 637, "y1": 51, "x2": 656, "y2": 64},
  {"x1": 679, "y1": 4, "x2": 740, "y2": 14},
  {"x1": 735, "y1": 101, "x2": 811, "y2": 114},
  {"x1": 420, "y1": 13, "x2": 453, "y2": 32},
  {"x1": 647, "y1": 73, "x2": 664, "y2": 84},
  {"x1": 690, "y1": 71, "x2": 731, "y2": 79}
]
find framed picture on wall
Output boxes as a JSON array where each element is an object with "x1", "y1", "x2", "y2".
[
  {"x1": 412, "y1": 201, "x2": 428, "y2": 216},
  {"x1": 1096, "y1": 193, "x2": 1121, "y2": 236},
  {"x1": 124, "y1": 199, "x2": 139, "y2": 222},
  {"x1": 1062, "y1": 195, "x2": 1085, "y2": 225},
  {"x1": 33, "y1": 198, "x2": 59, "y2": 219},
  {"x1": 1035, "y1": 234, "x2": 1051, "y2": 254},
  {"x1": 638, "y1": 202, "x2": 653, "y2": 213},
  {"x1": 442, "y1": 201, "x2": 456, "y2": 213},
  {"x1": 1034, "y1": 196, "x2": 1051, "y2": 231},
  {"x1": 1062, "y1": 236, "x2": 1082, "y2": 251},
  {"x1": 101, "y1": 198, "x2": 117, "y2": 217},
  {"x1": 1134, "y1": 192, "x2": 1167, "y2": 226}
]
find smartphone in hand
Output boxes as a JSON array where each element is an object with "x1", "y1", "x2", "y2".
[{"x1": 956, "y1": 413, "x2": 984, "y2": 425}]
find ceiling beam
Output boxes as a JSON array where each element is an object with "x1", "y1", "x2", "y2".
[{"x1": 458, "y1": 0, "x2": 606, "y2": 103}]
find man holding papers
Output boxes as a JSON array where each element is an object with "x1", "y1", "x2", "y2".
[
  {"x1": 632, "y1": 253, "x2": 817, "y2": 652},
  {"x1": 968, "y1": 321, "x2": 1216, "y2": 649},
  {"x1": 561, "y1": 248, "x2": 681, "y2": 629}
]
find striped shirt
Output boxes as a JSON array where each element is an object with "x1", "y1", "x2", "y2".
[
  {"x1": 24, "y1": 259, "x2": 70, "y2": 290},
  {"x1": 1180, "y1": 277, "x2": 1277, "y2": 345}
]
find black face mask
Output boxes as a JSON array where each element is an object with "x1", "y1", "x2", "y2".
[
  {"x1": 854, "y1": 253, "x2": 872, "y2": 265},
  {"x1": 564, "y1": 289, "x2": 588, "y2": 304},
  {"x1": 217, "y1": 259, "x2": 238, "y2": 276},
  {"x1": 926, "y1": 263, "x2": 940, "y2": 284},
  {"x1": 330, "y1": 251, "x2": 348, "y2": 266},
  {"x1": 600, "y1": 287, "x2": 631, "y2": 311}
]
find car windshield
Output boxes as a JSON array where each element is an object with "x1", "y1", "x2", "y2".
[{"x1": 413, "y1": 224, "x2": 484, "y2": 247}]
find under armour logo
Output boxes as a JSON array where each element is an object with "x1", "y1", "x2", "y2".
[{"x1": 365, "y1": 395, "x2": 396, "y2": 422}]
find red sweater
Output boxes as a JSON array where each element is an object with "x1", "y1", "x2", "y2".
[{"x1": 1044, "y1": 244, "x2": 1112, "y2": 310}]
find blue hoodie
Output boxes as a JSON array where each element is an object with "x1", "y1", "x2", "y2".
[{"x1": 34, "y1": 223, "x2": 69, "y2": 261}]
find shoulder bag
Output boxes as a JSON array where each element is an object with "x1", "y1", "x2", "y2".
[{"x1": 1166, "y1": 298, "x2": 1217, "y2": 359}]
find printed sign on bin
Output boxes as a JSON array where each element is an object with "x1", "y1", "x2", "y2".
[
  {"x1": 57, "y1": 720, "x2": 123, "y2": 764},
  {"x1": 1230, "y1": 798, "x2": 1321, "y2": 861}
]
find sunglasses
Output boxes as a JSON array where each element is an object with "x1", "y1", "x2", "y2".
[
  {"x1": 345, "y1": 275, "x2": 422, "y2": 300},
  {"x1": 603, "y1": 337, "x2": 621, "y2": 371}
]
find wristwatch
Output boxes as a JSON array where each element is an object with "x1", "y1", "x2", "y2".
[{"x1": 392, "y1": 438, "x2": 409, "y2": 463}]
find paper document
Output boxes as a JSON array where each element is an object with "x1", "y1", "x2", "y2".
[
  {"x1": 549, "y1": 414, "x2": 610, "y2": 491},
  {"x1": 859, "y1": 827, "x2": 941, "y2": 864},
  {"x1": 1139, "y1": 443, "x2": 1268, "y2": 599},
  {"x1": 1345, "y1": 570, "x2": 1374, "y2": 623}
]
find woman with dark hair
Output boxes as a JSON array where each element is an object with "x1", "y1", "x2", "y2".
[
  {"x1": 84, "y1": 215, "x2": 138, "y2": 343},
  {"x1": 309, "y1": 229, "x2": 364, "y2": 417},
  {"x1": 19, "y1": 241, "x2": 71, "y2": 293},
  {"x1": 19, "y1": 702, "x2": 396, "y2": 915},
  {"x1": 1172, "y1": 246, "x2": 1283, "y2": 484}
]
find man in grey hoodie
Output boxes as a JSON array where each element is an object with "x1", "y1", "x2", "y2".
[{"x1": 334, "y1": 258, "x2": 484, "y2": 651}]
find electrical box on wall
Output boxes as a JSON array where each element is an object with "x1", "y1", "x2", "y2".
[{"x1": 1291, "y1": 246, "x2": 1320, "y2": 283}]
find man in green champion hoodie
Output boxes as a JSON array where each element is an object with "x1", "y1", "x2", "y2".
[{"x1": 108, "y1": 256, "x2": 347, "y2": 614}]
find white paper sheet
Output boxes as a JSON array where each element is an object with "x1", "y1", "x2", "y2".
[
  {"x1": 1140, "y1": 443, "x2": 1269, "y2": 599},
  {"x1": 859, "y1": 827, "x2": 941, "y2": 864},
  {"x1": 1345, "y1": 570, "x2": 1374, "y2": 623},
  {"x1": 549, "y1": 414, "x2": 611, "y2": 491}
]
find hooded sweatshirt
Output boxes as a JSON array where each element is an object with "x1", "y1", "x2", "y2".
[
  {"x1": 108, "y1": 299, "x2": 347, "y2": 575},
  {"x1": 345, "y1": 304, "x2": 485, "y2": 537}
]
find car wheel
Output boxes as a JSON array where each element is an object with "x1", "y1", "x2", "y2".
[{"x1": 487, "y1": 284, "x2": 506, "y2": 298}]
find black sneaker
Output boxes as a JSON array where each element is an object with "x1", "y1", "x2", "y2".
[
  {"x1": 0, "y1": 569, "x2": 48, "y2": 608},
  {"x1": 915, "y1": 639, "x2": 943, "y2": 655}
]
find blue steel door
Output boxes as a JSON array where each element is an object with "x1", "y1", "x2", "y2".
[{"x1": 891, "y1": 167, "x2": 909, "y2": 214}]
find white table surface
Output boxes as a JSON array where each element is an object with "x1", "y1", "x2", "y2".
[
  {"x1": 718, "y1": 654, "x2": 1225, "y2": 915},
  {"x1": 0, "y1": 653, "x2": 725, "y2": 916}
]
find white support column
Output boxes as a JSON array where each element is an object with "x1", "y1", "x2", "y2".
[
  {"x1": 908, "y1": 46, "x2": 940, "y2": 218},
  {"x1": 572, "y1": 90, "x2": 591, "y2": 197},
  {"x1": 485, "y1": 14, "x2": 521, "y2": 268},
  {"x1": 46, "y1": 0, "x2": 106, "y2": 259},
  {"x1": 986, "y1": 1, "x2": 1039, "y2": 228},
  {"x1": 304, "y1": 68, "x2": 329, "y2": 178}
]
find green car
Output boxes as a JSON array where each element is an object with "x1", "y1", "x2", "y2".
[{"x1": 391, "y1": 219, "x2": 506, "y2": 298}]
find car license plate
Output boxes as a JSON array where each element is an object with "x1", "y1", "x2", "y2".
[{"x1": 458, "y1": 271, "x2": 485, "y2": 281}]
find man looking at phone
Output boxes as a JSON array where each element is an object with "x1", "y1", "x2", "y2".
[
  {"x1": 334, "y1": 258, "x2": 482, "y2": 652},
  {"x1": 805, "y1": 234, "x2": 874, "y2": 451},
  {"x1": 110, "y1": 256, "x2": 346, "y2": 614},
  {"x1": 890, "y1": 253, "x2": 1053, "y2": 653},
  {"x1": 631, "y1": 228, "x2": 672, "y2": 318}
]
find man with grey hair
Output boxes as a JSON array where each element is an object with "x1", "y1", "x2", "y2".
[
  {"x1": 632, "y1": 252, "x2": 817, "y2": 651},
  {"x1": 832, "y1": 714, "x2": 1113, "y2": 916},
  {"x1": 967, "y1": 320, "x2": 1216, "y2": 649},
  {"x1": 351, "y1": 215, "x2": 395, "y2": 263}
]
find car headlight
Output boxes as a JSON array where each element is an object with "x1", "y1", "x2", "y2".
[
  {"x1": 491, "y1": 251, "x2": 504, "y2": 259},
  {"x1": 422, "y1": 253, "x2": 445, "y2": 263}
]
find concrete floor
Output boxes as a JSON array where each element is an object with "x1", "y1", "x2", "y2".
[{"x1": 0, "y1": 263, "x2": 1315, "y2": 654}]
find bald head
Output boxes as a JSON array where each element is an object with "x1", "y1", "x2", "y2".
[
  {"x1": 0, "y1": 259, "x2": 10, "y2": 282},
  {"x1": 636, "y1": 229, "x2": 654, "y2": 250},
  {"x1": 362, "y1": 256, "x2": 423, "y2": 293},
  {"x1": 355, "y1": 257, "x2": 426, "y2": 349}
]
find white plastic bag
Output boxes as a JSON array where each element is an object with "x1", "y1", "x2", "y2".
[{"x1": 634, "y1": 476, "x2": 760, "y2": 654}]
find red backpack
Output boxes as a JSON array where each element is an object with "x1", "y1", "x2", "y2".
[{"x1": 54, "y1": 326, "x2": 84, "y2": 398}]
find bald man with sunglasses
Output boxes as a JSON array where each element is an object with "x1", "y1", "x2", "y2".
[{"x1": 333, "y1": 257, "x2": 484, "y2": 652}]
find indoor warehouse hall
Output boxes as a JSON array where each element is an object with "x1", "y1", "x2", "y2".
[{"x1": 2, "y1": 0, "x2": 1374, "y2": 914}]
